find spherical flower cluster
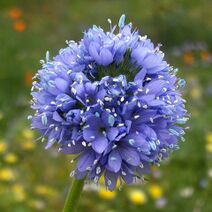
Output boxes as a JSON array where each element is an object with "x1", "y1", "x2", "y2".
[{"x1": 30, "y1": 15, "x2": 188, "y2": 191}]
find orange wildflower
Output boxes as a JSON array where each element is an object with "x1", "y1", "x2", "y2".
[
  {"x1": 183, "y1": 52, "x2": 194, "y2": 65},
  {"x1": 8, "y1": 8, "x2": 22, "y2": 20},
  {"x1": 201, "y1": 51, "x2": 210, "y2": 62},
  {"x1": 25, "y1": 72, "x2": 33, "y2": 86},
  {"x1": 13, "y1": 21, "x2": 26, "y2": 32}
]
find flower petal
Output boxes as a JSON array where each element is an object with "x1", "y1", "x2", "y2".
[
  {"x1": 92, "y1": 135, "x2": 108, "y2": 154},
  {"x1": 83, "y1": 128, "x2": 98, "y2": 142},
  {"x1": 54, "y1": 78, "x2": 69, "y2": 92},
  {"x1": 121, "y1": 163, "x2": 134, "y2": 184},
  {"x1": 108, "y1": 150, "x2": 122, "y2": 173},
  {"x1": 124, "y1": 133, "x2": 146, "y2": 147},
  {"x1": 45, "y1": 128, "x2": 61, "y2": 149},
  {"x1": 143, "y1": 53, "x2": 163, "y2": 69},
  {"x1": 99, "y1": 48, "x2": 113, "y2": 66},
  {"x1": 107, "y1": 127, "x2": 119, "y2": 141},
  {"x1": 144, "y1": 80, "x2": 166, "y2": 95},
  {"x1": 135, "y1": 110, "x2": 157, "y2": 124},
  {"x1": 61, "y1": 142, "x2": 85, "y2": 154},
  {"x1": 119, "y1": 146, "x2": 140, "y2": 166},
  {"x1": 89, "y1": 42, "x2": 100, "y2": 60},
  {"x1": 77, "y1": 151, "x2": 95, "y2": 172},
  {"x1": 131, "y1": 47, "x2": 149, "y2": 64},
  {"x1": 134, "y1": 68, "x2": 147, "y2": 83},
  {"x1": 53, "y1": 111, "x2": 63, "y2": 122},
  {"x1": 104, "y1": 170, "x2": 118, "y2": 191}
]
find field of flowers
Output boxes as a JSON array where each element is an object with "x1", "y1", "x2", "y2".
[{"x1": 0, "y1": 0, "x2": 212, "y2": 211}]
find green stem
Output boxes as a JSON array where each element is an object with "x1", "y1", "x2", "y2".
[{"x1": 63, "y1": 178, "x2": 85, "y2": 212}]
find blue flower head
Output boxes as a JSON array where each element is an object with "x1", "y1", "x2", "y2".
[{"x1": 30, "y1": 15, "x2": 189, "y2": 191}]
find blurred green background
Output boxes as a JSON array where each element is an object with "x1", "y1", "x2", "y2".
[{"x1": 0, "y1": 0, "x2": 212, "y2": 211}]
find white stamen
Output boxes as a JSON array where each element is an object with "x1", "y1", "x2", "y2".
[
  {"x1": 102, "y1": 131, "x2": 106, "y2": 137},
  {"x1": 139, "y1": 163, "x2": 144, "y2": 168},
  {"x1": 71, "y1": 88, "x2": 77, "y2": 95},
  {"x1": 107, "y1": 180, "x2": 112, "y2": 186},
  {"x1": 94, "y1": 176, "x2": 99, "y2": 184},
  {"x1": 121, "y1": 171, "x2": 126, "y2": 176},
  {"x1": 145, "y1": 88, "x2": 150, "y2": 94},
  {"x1": 112, "y1": 144, "x2": 117, "y2": 149},
  {"x1": 137, "y1": 101, "x2": 141, "y2": 108},
  {"x1": 134, "y1": 115, "x2": 140, "y2": 119},
  {"x1": 27, "y1": 115, "x2": 32, "y2": 120},
  {"x1": 143, "y1": 105, "x2": 148, "y2": 109},
  {"x1": 82, "y1": 141, "x2": 87, "y2": 147},
  {"x1": 96, "y1": 167, "x2": 101, "y2": 175},
  {"x1": 120, "y1": 96, "x2": 125, "y2": 102},
  {"x1": 93, "y1": 159, "x2": 98, "y2": 165},
  {"x1": 104, "y1": 96, "x2": 112, "y2": 102},
  {"x1": 70, "y1": 171, "x2": 75, "y2": 177}
]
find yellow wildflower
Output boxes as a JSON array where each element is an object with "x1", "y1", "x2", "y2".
[
  {"x1": 206, "y1": 132, "x2": 212, "y2": 153},
  {"x1": 12, "y1": 184, "x2": 26, "y2": 202},
  {"x1": 0, "y1": 140, "x2": 7, "y2": 154},
  {"x1": 128, "y1": 189, "x2": 147, "y2": 205},
  {"x1": 148, "y1": 184, "x2": 163, "y2": 199},
  {"x1": 35, "y1": 185, "x2": 56, "y2": 197},
  {"x1": 21, "y1": 140, "x2": 35, "y2": 150},
  {"x1": 206, "y1": 132, "x2": 212, "y2": 144},
  {"x1": 190, "y1": 88, "x2": 201, "y2": 100},
  {"x1": 0, "y1": 168, "x2": 15, "y2": 181},
  {"x1": 4, "y1": 153, "x2": 18, "y2": 164},
  {"x1": 22, "y1": 129, "x2": 34, "y2": 140},
  {"x1": 99, "y1": 188, "x2": 116, "y2": 200},
  {"x1": 206, "y1": 143, "x2": 212, "y2": 153}
]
